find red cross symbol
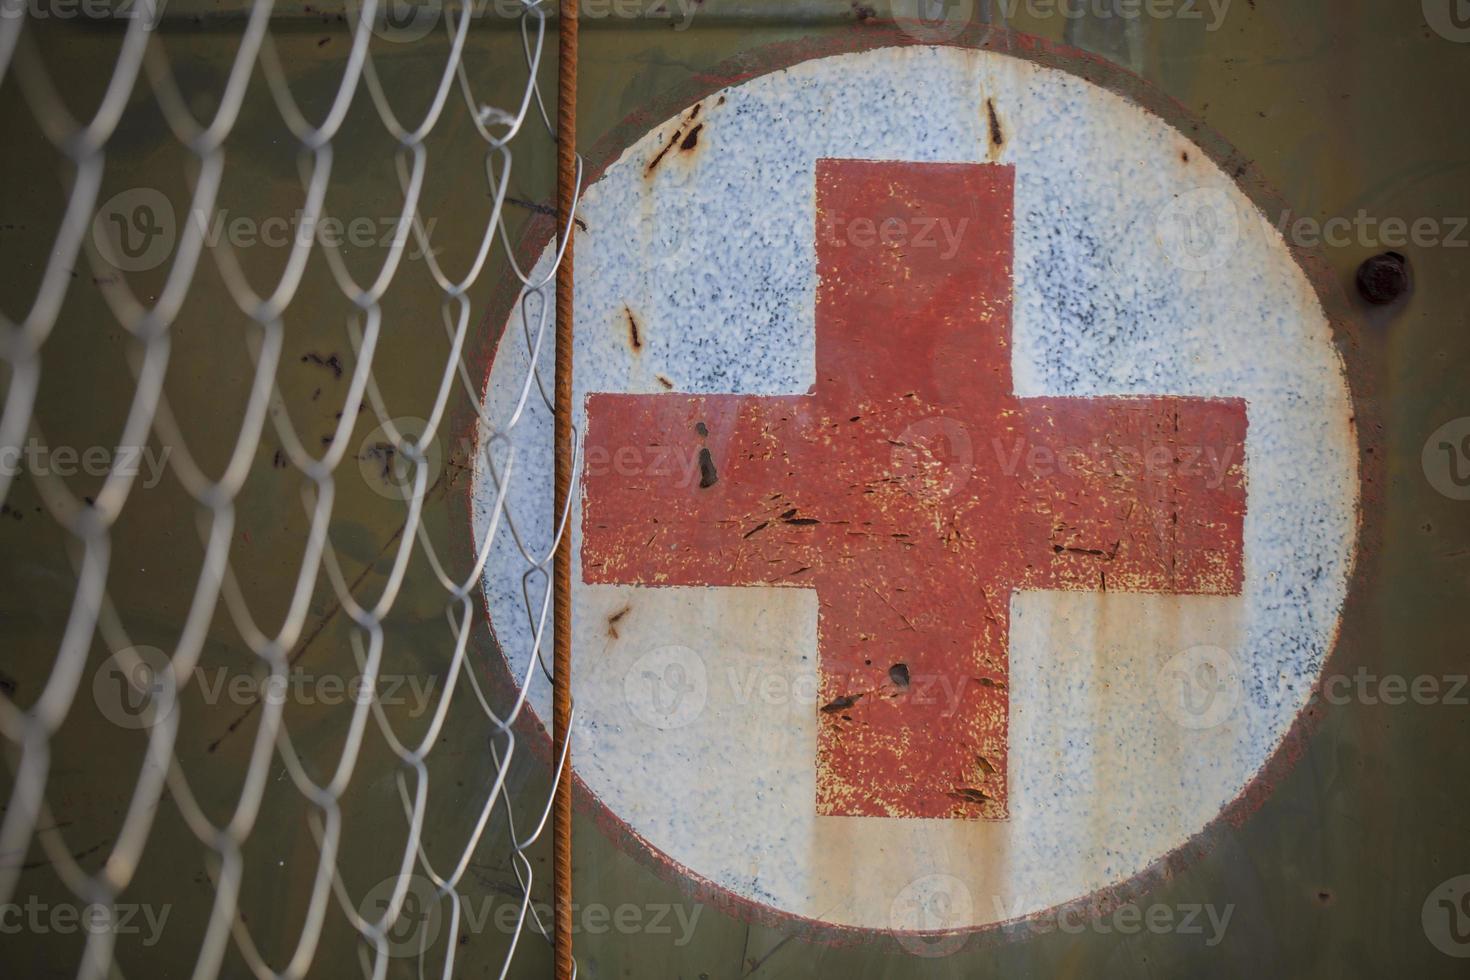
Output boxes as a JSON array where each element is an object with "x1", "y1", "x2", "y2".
[{"x1": 582, "y1": 159, "x2": 1247, "y2": 819}]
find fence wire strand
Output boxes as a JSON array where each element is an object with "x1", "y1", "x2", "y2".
[{"x1": 0, "y1": 2, "x2": 582, "y2": 977}]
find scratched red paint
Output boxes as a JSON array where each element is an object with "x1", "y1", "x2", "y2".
[{"x1": 582, "y1": 160, "x2": 1247, "y2": 819}]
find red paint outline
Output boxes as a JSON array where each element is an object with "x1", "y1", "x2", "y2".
[{"x1": 449, "y1": 23, "x2": 1381, "y2": 952}]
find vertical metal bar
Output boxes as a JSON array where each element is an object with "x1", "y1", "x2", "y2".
[{"x1": 552, "y1": 0, "x2": 578, "y2": 977}]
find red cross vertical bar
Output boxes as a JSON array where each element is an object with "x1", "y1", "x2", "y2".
[{"x1": 582, "y1": 159, "x2": 1247, "y2": 819}]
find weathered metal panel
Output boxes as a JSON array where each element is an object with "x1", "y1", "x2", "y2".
[{"x1": 5, "y1": 2, "x2": 1467, "y2": 977}]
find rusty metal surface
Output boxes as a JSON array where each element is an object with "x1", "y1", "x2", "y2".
[{"x1": 3, "y1": 2, "x2": 1469, "y2": 978}]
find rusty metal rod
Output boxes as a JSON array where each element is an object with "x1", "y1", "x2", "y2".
[{"x1": 552, "y1": 0, "x2": 578, "y2": 976}]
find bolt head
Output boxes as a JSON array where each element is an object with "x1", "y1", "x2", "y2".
[{"x1": 1355, "y1": 251, "x2": 1410, "y2": 306}]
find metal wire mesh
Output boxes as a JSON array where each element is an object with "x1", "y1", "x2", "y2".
[{"x1": 0, "y1": 2, "x2": 580, "y2": 976}]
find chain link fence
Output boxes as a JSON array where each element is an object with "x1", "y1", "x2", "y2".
[{"x1": 0, "y1": 2, "x2": 579, "y2": 976}]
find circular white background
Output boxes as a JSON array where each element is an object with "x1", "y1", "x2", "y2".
[{"x1": 474, "y1": 44, "x2": 1357, "y2": 932}]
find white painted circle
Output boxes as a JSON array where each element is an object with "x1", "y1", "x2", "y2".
[{"x1": 474, "y1": 45, "x2": 1357, "y2": 933}]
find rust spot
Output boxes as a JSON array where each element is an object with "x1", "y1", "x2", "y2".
[
  {"x1": 1356, "y1": 251, "x2": 1411, "y2": 305},
  {"x1": 624, "y1": 305, "x2": 642, "y2": 351},
  {"x1": 950, "y1": 787, "x2": 990, "y2": 805},
  {"x1": 647, "y1": 104, "x2": 706, "y2": 176},
  {"x1": 1051, "y1": 539, "x2": 1121, "y2": 560},
  {"x1": 695, "y1": 421, "x2": 708, "y2": 437},
  {"x1": 1181, "y1": 150, "x2": 1190, "y2": 163},
  {"x1": 888, "y1": 663, "x2": 910, "y2": 689},
  {"x1": 655, "y1": 374, "x2": 674, "y2": 389},
  {"x1": 606, "y1": 603, "x2": 632, "y2": 639},
  {"x1": 300, "y1": 351, "x2": 343, "y2": 379},
  {"x1": 361, "y1": 443, "x2": 396, "y2": 481},
  {"x1": 986, "y1": 98, "x2": 1005, "y2": 151},
  {"x1": 645, "y1": 131, "x2": 681, "y2": 176},
  {"x1": 697, "y1": 448, "x2": 718, "y2": 488},
  {"x1": 821, "y1": 694, "x2": 861, "y2": 714}
]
